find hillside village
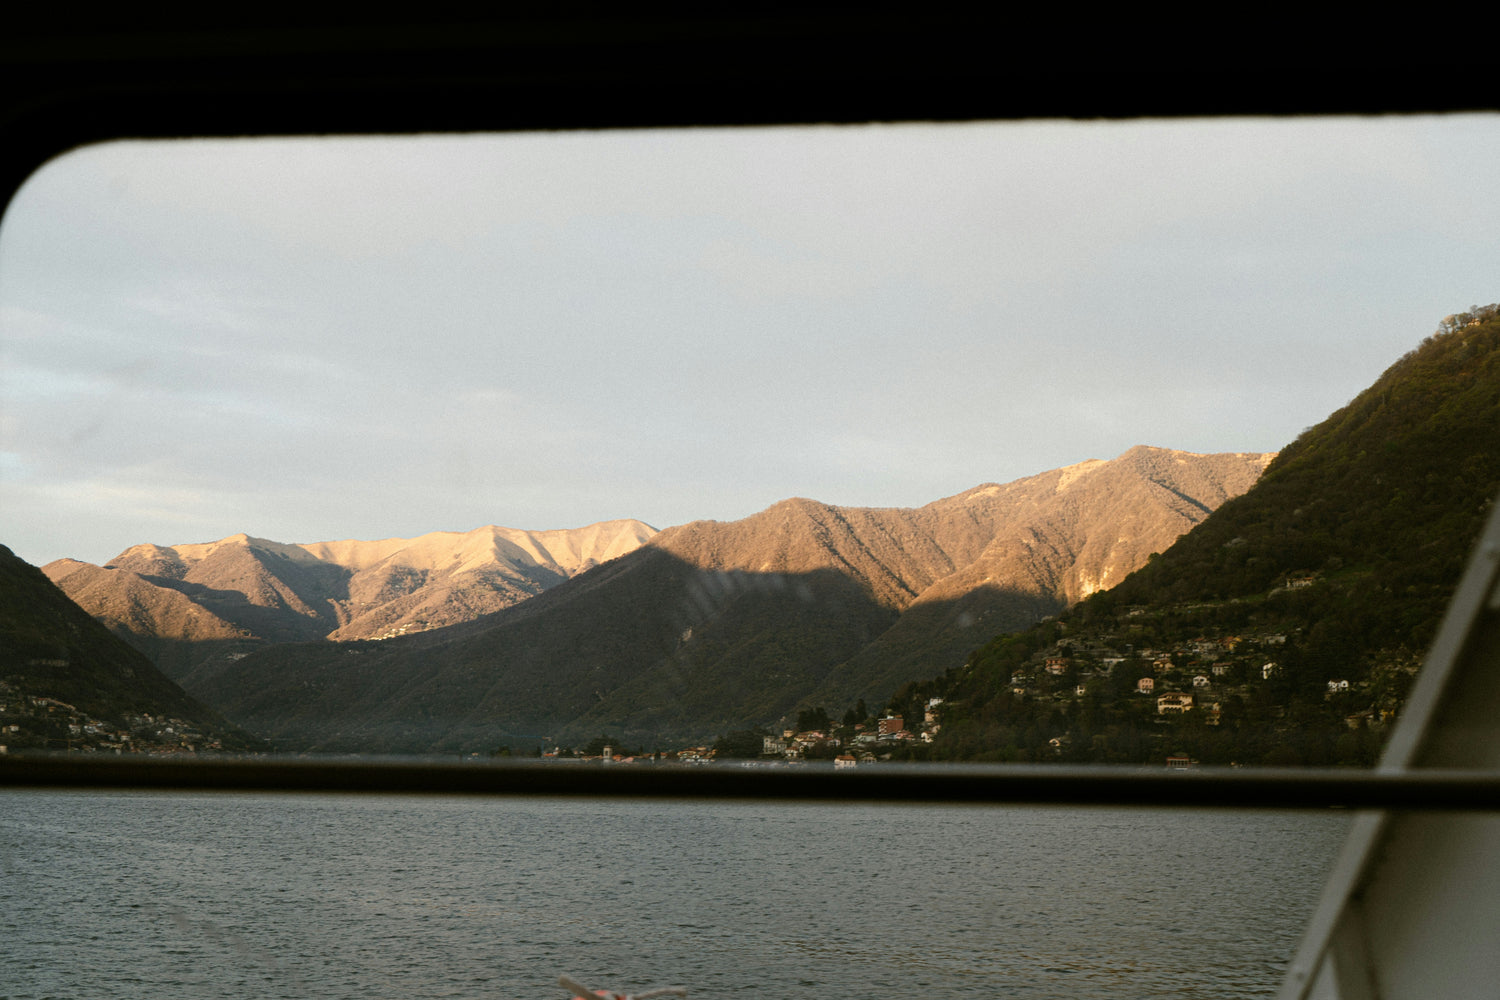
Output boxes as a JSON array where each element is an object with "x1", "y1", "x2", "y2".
[
  {"x1": 663, "y1": 587, "x2": 1410, "y2": 769},
  {"x1": 902, "y1": 576, "x2": 1418, "y2": 767},
  {"x1": 689, "y1": 706, "x2": 944, "y2": 767},
  {"x1": 0, "y1": 680, "x2": 224, "y2": 755}
]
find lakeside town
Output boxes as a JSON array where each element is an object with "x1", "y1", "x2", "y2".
[
  {"x1": 535, "y1": 706, "x2": 942, "y2": 769},
  {"x1": 0, "y1": 680, "x2": 222, "y2": 755}
]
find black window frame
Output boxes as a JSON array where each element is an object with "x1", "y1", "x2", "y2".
[{"x1": 2, "y1": 14, "x2": 1496, "y2": 811}]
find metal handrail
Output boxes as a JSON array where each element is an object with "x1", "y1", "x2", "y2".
[{"x1": 3, "y1": 755, "x2": 1497, "y2": 810}]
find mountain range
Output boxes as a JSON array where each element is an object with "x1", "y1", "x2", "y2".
[
  {"x1": 15, "y1": 305, "x2": 1498, "y2": 762},
  {"x1": 45, "y1": 445, "x2": 1268, "y2": 751},
  {"x1": 43, "y1": 520, "x2": 656, "y2": 685}
]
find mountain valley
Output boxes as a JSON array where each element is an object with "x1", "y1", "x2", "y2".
[{"x1": 69, "y1": 446, "x2": 1268, "y2": 752}]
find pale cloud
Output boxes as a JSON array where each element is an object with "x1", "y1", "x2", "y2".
[
  {"x1": 0, "y1": 449, "x2": 28, "y2": 480},
  {"x1": 3, "y1": 471, "x2": 243, "y2": 560},
  {"x1": 122, "y1": 284, "x2": 285, "y2": 339}
]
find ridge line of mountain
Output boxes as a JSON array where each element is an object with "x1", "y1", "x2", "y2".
[{"x1": 88, "y1": 444, "x2": 1269, "y2": 751}]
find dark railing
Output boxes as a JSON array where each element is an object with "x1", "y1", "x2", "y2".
[{"x1": 3, "y1": 755, "x2": 1499, "y2": 811}]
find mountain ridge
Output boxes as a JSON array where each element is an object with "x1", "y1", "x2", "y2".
[
  {"x1": 155, "y1": 445, "x2": 1271, "y2": 751},
  {"x1": 45, "y1": 519, "x2": 659, "y2": 665}
]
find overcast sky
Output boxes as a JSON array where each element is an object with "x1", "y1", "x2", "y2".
[{"x1": 2, "y1": 115, "x2": 1498, "y2": 567}]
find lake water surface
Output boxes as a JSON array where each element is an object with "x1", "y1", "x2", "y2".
[{"x1": 1, "y1": 790, "x2": 1349, "y2": 999}]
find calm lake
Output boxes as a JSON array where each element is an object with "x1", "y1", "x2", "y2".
[{"x1": 0, "y1": 790, "x2": 1349, "y2": 999}]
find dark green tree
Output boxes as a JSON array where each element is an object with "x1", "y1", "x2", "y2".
[
  {"x1": 796, "y1": 706, "x2": 832, "y2": 732},
  {"x1": 713, "y1": 728, "x2": 767, "y2": 758}
]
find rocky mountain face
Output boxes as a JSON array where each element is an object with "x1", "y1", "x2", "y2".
[
  {"x1": 161, "y1": 446, "x2": 1270, "y2": 752},
  {"x1": 794, "y1": 445, "x2": 1274, "y2": 710},
  {"x1": 44, "y1": 521, "x2": 657, "y2": 683}
]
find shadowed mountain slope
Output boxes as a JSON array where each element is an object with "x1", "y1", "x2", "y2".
[
  {"x1": 0, "y1": 545, "x2": 253, "y2": 749},
  {"x1": 1103, "y1": 314, "x2": 1500, "y2": 627},
  {"x1": 180, "y1": 446, "x2": 1269, "y2": 751},
  {"x1": 40, "y1": 558, "x2": 250, "y2": 687}
]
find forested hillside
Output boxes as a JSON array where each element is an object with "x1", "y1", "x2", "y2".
[{"x1": 902, "y1": 306, "x2": 1500, "y2": 766}]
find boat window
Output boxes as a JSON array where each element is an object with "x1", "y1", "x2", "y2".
[{"x1": 2, "y1": 21, "x2": 1496, "y2": 999}]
